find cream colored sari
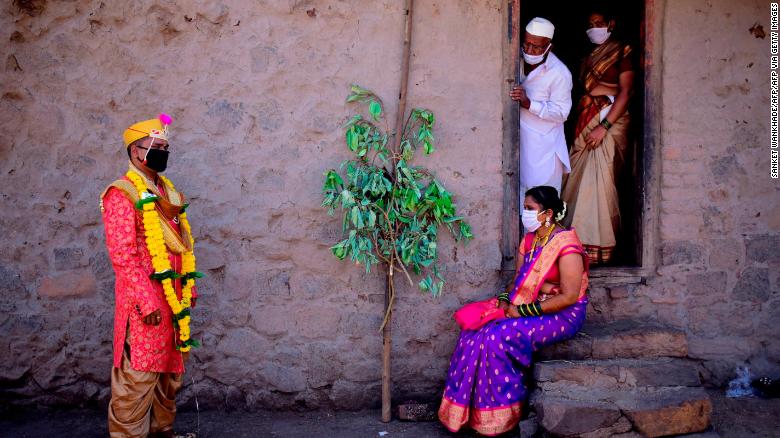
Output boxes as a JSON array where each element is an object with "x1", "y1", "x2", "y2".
[{"x1": 561, "y1": 41, "x2": 632, "y2": 264}]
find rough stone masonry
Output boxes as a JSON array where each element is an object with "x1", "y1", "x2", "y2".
[{"x1": 0, "y1": 0, "x2": 778, "y2": 411}]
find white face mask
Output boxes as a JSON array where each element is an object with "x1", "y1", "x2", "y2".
[
  {"x1": 522, "y1": 44, "x2": 550, "y2": 66},
  {"x1": 587, "y1": 27, "x2": 611, "y2": 45},
  {"x1": 521, "y1": 209, "x2": 543, "y2": 232}
]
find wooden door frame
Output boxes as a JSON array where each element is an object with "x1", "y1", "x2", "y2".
[{"x1": 499, "y1": 0, "x2": 664, "y2": 284}]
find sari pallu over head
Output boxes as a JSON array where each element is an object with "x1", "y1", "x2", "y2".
[{"x1": 574, "y1": 40, "x2": 633, "y2": 138}]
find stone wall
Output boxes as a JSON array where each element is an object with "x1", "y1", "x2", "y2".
[
  {"x1": 587, "y1": 0, "x2": 780, "y2": 386},
  {"x1": 1, "y1": 0, "x2": 777, "y2": 411},
  {"x1": 658, "y1": 0, "x2": 779, "y2": 384},
  {"x1": 0, "y1": 0, "x2": 504, "y2": 409}
]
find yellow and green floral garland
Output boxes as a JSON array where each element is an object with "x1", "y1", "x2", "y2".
[{"x1": 126, "y1": 170, "x2": 201, "y2": 352}]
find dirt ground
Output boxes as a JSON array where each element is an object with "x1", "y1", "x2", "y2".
[{"x1": 1, "y1": 390, "x2": 778, "y2": 438}]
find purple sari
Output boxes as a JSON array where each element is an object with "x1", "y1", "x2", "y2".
[{"x1": 439, "y1": 229, "x2": 589, "y2": 436}]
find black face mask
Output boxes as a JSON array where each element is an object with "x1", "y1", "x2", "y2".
[{"x1": 142, "y1": 148, "x2": 169, "y2": 172}]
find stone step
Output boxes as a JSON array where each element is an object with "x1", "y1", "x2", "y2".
[
  {"x1": 531, "y1": 386, "x2": 712, "y2": 438},
  {"x1": 537, "y1": 319, "x2": 688, "y2": 361},
  {"x1": 534, "y1": 357, "x2": 703, "y2": 392}
]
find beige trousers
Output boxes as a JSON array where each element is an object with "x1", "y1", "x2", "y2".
[{"x1": 108, "y1": 343, "x2": 185, "y2": 438}]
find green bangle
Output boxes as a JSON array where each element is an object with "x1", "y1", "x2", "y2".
[
  {"x1": 516, "y1": 301, "x2": 543, "y2": 317},
  {"x1": 600, "y1": 119, "x2": 612, "y2": 130}
]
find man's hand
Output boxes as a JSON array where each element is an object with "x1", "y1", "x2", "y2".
[
  {"x1": 142, "y1": 309, "x2": 162, "y2": 326},
  {"x1": 586, "y1": 125, "x2": 608, "y2": 149},
  {"x1": 505, "y1": 305, "x2": 520, "y2": 318},
  {"x1": 510, "y1": 85, "x2": 531, "y2": 109}
]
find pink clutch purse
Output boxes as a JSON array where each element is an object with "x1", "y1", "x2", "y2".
[{"x1": 453, "y1": 297, "x2": 506, "y2": 331}]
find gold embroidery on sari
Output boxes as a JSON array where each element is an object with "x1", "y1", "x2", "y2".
[
  {"x1": 580, "y1": 41, "x2": 632, "y2": 93},
  {"x1": 512, "y1": 231, "x2": 588, "y2": 305},
  {"x1": 574, "y1": 42, "x2": 632, "y2": 137},
  {"x1": 438, "y1": 397, "x2": 470, "y2": 432},
  {"x1": 470, "y1": 403, "x2": 523, "y2": 436}
]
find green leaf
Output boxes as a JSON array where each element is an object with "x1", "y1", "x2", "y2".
[
  {"x1": 460, "y1": 222, "x2": 473, "y2": 240},
  {"x1": 351, "y1": 84, "x2": 370, "y2": 95},
  {"x1": 340, "y1": 189, "x2": 355, "y2": 208},
  {"x1": 401, "y1": 166, "x2": 414, "y2": 181},
  {"x1": 351, "y1": 206, "x2": 361, "y2": 228},
  {"x1": 346, "y1": 128, "x2": 356, "y2": 151},
  {"x1": 343, "y1": 114, "x2": 362, "y2": 128},
  {"x1": 418, "y1": 276, "x2": 434, "y2": 292},
  {"x1": 369, "y1": 100, "x2": 382, "y2": 120},
  {"x1": 432, "y1": 280, "x2": 444, "y2": 297},
  {"x1": 331, "y1": 240, "x2": 349, "y2": 260},
  {"x1": 417, "y1": 128, "x2": 427, "y2": 142}
]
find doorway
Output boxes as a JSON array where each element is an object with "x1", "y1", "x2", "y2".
[{"x1": 519, "y1": 1, "x2": 646, "y2": 268}]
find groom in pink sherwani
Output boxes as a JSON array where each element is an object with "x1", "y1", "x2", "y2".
[{"x1": 100, "y1": 116, "x2": 198, "y2": 438}]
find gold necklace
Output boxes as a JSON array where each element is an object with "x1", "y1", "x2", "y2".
[{"x1": 527, "y1": 224, "x2": 556, "y2": 262}]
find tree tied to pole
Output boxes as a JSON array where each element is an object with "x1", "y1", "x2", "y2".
[{"x1": 321, "y1": 84, "x2": 473, "y2": 418}]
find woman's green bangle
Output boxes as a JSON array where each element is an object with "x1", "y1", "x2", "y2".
[
  {"x1": 600, "y1": 118, "x2": 612, "y2": 130},
  {"x1": 516, "y1": 301, "x2": 543, "y2": 317}
]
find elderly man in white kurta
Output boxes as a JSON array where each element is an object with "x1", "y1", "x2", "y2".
[{"x1": 510, "y1": 17, "x2": 573, "y2": 197}]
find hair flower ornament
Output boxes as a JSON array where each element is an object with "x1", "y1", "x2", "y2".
[{"x1": 555, "y1": 201, "x2": 567, "y2": 222}]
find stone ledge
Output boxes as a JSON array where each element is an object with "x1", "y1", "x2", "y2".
[
  {"x1": 532, "y1": 386, "x2": 712, "y2": 438},
  {"x1": 618, "y1": 387, "x2": 712, "y2": 437},
  {"x1": 588, "y1": 266, "x2": 649, "y2": 287},
  {"x1": 538, "y1": 320, "x2": 688, "y2": 361},
  {"x1": 535, "y1": 357, "x2": 702, "y2": 391},
  {"x1": 531, "y1": 393, "x2": 625, "y2": 437}
]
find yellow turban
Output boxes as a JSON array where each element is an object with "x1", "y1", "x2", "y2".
[{"x1": 122, "y1": 113, "x2": 172, "y2": 147}]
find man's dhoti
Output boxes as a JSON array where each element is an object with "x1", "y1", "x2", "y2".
[{"x1": 108, "y1": 342, "x2": 184, "y2": 438}]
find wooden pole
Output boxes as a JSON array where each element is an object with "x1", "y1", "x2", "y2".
[
  {"x1": 500, "y1": 0, "x2": 521, "y2": 276},
  {"x1": 393, "y1": 0, "x2": 414, "y2": 154},
  {"x1": 382, "y1": 0, "x2": 414, "y2": 424},
  {"x1": 382, "y1": 265, "x2": 394, "y2": 422}
]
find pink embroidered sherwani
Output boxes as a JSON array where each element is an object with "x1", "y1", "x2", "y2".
[{"x1": 102, "y1": 178, "x2": 197, "y2": 374}]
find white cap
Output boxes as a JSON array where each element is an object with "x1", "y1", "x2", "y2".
[{"x1": 526, "y1": 17, "x2": 555, "y2": 39}]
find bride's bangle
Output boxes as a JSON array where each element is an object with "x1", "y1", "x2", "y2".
[{"x1": 517, "y1": 301, "x2": 543, "y2": 317}]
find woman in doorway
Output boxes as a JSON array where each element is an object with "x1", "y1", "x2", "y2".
[
  {"x1": 560, "y1": 8, "x2": 634, "y2": 265},
  {"x1": 439, "y1": 186, "x2": 589, "y2": 436}
]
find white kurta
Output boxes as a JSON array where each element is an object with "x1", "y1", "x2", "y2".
[{"x1": 518, "y1": 52, "x2": 573, "y2": 196}]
